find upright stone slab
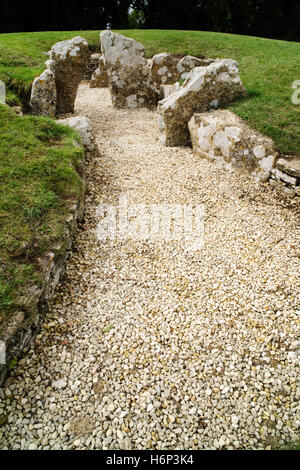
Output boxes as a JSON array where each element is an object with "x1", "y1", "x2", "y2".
[
  {"x1": 150, "y1": 53, "x2": 179, "y2": 88},
  {"x1": 30, "y1": 69, "x2": 56, "y2": 117},
  {"x1": 157, "y1": 59, "x2": 247, "y2": 147},
  {"x1": 49, "y1": 36, "x2": 89, "y2": 115},
  {"x1": 160, "y1": 82, "x2": 180, "y2": 100},
  {"x1": 84, "y1": 52, "x2": 101, "y2": 80},
  {"x1": 100, "y1": 30, "x2": 157, "y2": 109},
  {"x1": 90, "y1": 54, "x2": 108, "y2": 88},
  {"x1": 188, "y1": 109, "x2": 277, "y2": 182}
]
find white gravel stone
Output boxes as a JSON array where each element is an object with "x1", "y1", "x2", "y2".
[
  {"x1": 52, "y1": 379, "x2": 67, "y2": 389},
  {"x1": 0, "y1": 84, "x2": 299, "y2": 452}
]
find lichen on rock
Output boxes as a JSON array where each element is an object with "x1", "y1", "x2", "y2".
[
  {"x1": 49, "y1": 36, "x2": 89, "y2": 115},
  {"x1": 158, "y1": 59, "x2": 247, "y2": 147},
  {"x1": 150, "y1": 53, "x2": 179, "y2": 89},
  {"x1": 176, "y1": 56, "x2": 216, "y2": 81},
  {"x1": 100, "y1": 30, "x2": 158, "y2": 109},
  {"x1": 30, "y1": 69, "x2": 56, "y2": 117},
  {"x1": 90, "y1": 54, "x2": 108, "y2": 88},
  {"x1": 188, "y1": 109, "x2": 278, "y2": 182}
]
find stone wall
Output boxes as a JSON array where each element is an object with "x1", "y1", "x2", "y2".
[
  {"x1": 270, "y1": 156, "x2": 300, "y2": 197},
  {"x1": 0, "y1": 118, "x2": 96, "y2": 387},
  {"x1": 0, "y1": 198, "x2": 84, "y2": 386}
]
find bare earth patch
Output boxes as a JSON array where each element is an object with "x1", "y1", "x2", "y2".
[{"x1": 0, "y1": 83, "x2": 299, "y2": 450}]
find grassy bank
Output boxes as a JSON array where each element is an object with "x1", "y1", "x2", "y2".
[
  {"x1": 0, "y1": 29, "x2": 299, "y2": 155},
  {"x1": 0, "y1": 105, "x2": 84, "y2": 323}
]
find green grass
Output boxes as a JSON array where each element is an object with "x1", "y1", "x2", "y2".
[
  {"x1": 0, "y1": 29, "x2": 299, "y2": 155},
  {"x1": 0, "y1": 28, "x2": 299, "y2": 324},
  {"x1": 0, "y1": 104, "x2": 84, "y2": 324}
]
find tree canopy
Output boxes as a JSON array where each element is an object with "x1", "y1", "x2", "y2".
[{"x1": 0, "y1": 0, "x2": 299, "y2": 41}]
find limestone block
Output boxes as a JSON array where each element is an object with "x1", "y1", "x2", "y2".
[
  {"x1": 176, "y1": 56, "x2": 216, "y2": 81},
  {"x1": 100, "y1": 31, "x2": 157, "y2": 109},
  {"x1": 50, "y1": 36, "x2": 89, "y2": 115},
  {"x1": 188, "y1": 109, "x2": 277, "y2": 182},
  {"x1": 30, "y1": 69, "x2": 56, "y2": 117},
  {"x1": 90, "y1": 54, "x2": 108, "y2": 88},
  {"x1": 150, "y1": 53, "x2": 179, "y2": 87},
  {"x1": 158, "y1": 59, "x2": 247, "y2": 147}
]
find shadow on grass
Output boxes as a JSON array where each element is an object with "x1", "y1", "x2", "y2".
[{"x1": 246, "y1": 89, "x2": 262, "y2": 99}]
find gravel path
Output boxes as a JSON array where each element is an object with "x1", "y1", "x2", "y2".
[{"x1": 0, "y1": 83, "x2": 299, "y2": 450}]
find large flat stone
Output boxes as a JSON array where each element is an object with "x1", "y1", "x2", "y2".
[{"x1": 30, "y1": 69, "x2": 56, "y2": 117}]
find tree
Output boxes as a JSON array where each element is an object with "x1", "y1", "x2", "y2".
[{"x1": 0, "y1": 0, "x2": 299, "y2": 40}]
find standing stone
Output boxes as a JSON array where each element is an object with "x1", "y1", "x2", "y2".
[
  {"x1": 157, "y1": 59, "x2": 247, "y2": 147},
  {"x1": 49, "y1": 36, "x2": 89, "y2": 115},
  {"x1": 90, "y1": 55, "x2": 108, "y2": 88},
  {"x1": 100, "y1": 30, "x2": 157, "y2": 109},
  {"x1": 150, "y1": 53, "x2": 179, "y2": 88},
  {"x1": 188, "y1": 109, "x2": 277, "y2": 182},
  {"x1": 30, "y1": 69, "x2": 56, "y2": 117}
]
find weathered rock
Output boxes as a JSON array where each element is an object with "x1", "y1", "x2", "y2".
[
  {"x1": 49, "y1": 36, "x2": 89, "y2": 115},
  {"x1": 269, "y1": 156, "x2": 300, "y2": 196},
  {"x1": 30, "y1": 69, "x2": 56, "y2": 117},
  {"x1": 11, "y1": 106, "x2": 23, "y2": 116},
  {"x1": 276, "y1": 156, "x2": 300, "y2": 179},
  {"x1": 56, "y1": 116, "x2": 95, "y2": 151},
  {"x1": 188, "y1": 109, "x2": 277, "y2": 181},
  {"x1": 100, "y1": 30, "x2": 157, "y2": 109},
  {"x1": 158, "y1": 59, "x2": 247, "y2": 147},
  {"x1": 271, "y1": 168, "x2": 297, "y2": 186},
  {"x1": 90, "y1": 55, "x2": 108, "y2": 88},
  {"x1": 160, "y1": 82, "x2": 180, "y2": 100},
  {"x1": 177, "y1": 56, "x2": 216, "y2": 81},
  {"x1": 84, "y1": 52, "x2": 101, "y2": 80},
  {"x1": 150, "y1": 53, "x2": 179, "y2": 87},
  {"x1": 90, "y1": 67, "x2": 101, "y2": 88}
]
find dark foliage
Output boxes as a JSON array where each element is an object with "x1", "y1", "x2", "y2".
[{"x1": 0, "y1": 0, "x2": 299, "y2": 41}]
